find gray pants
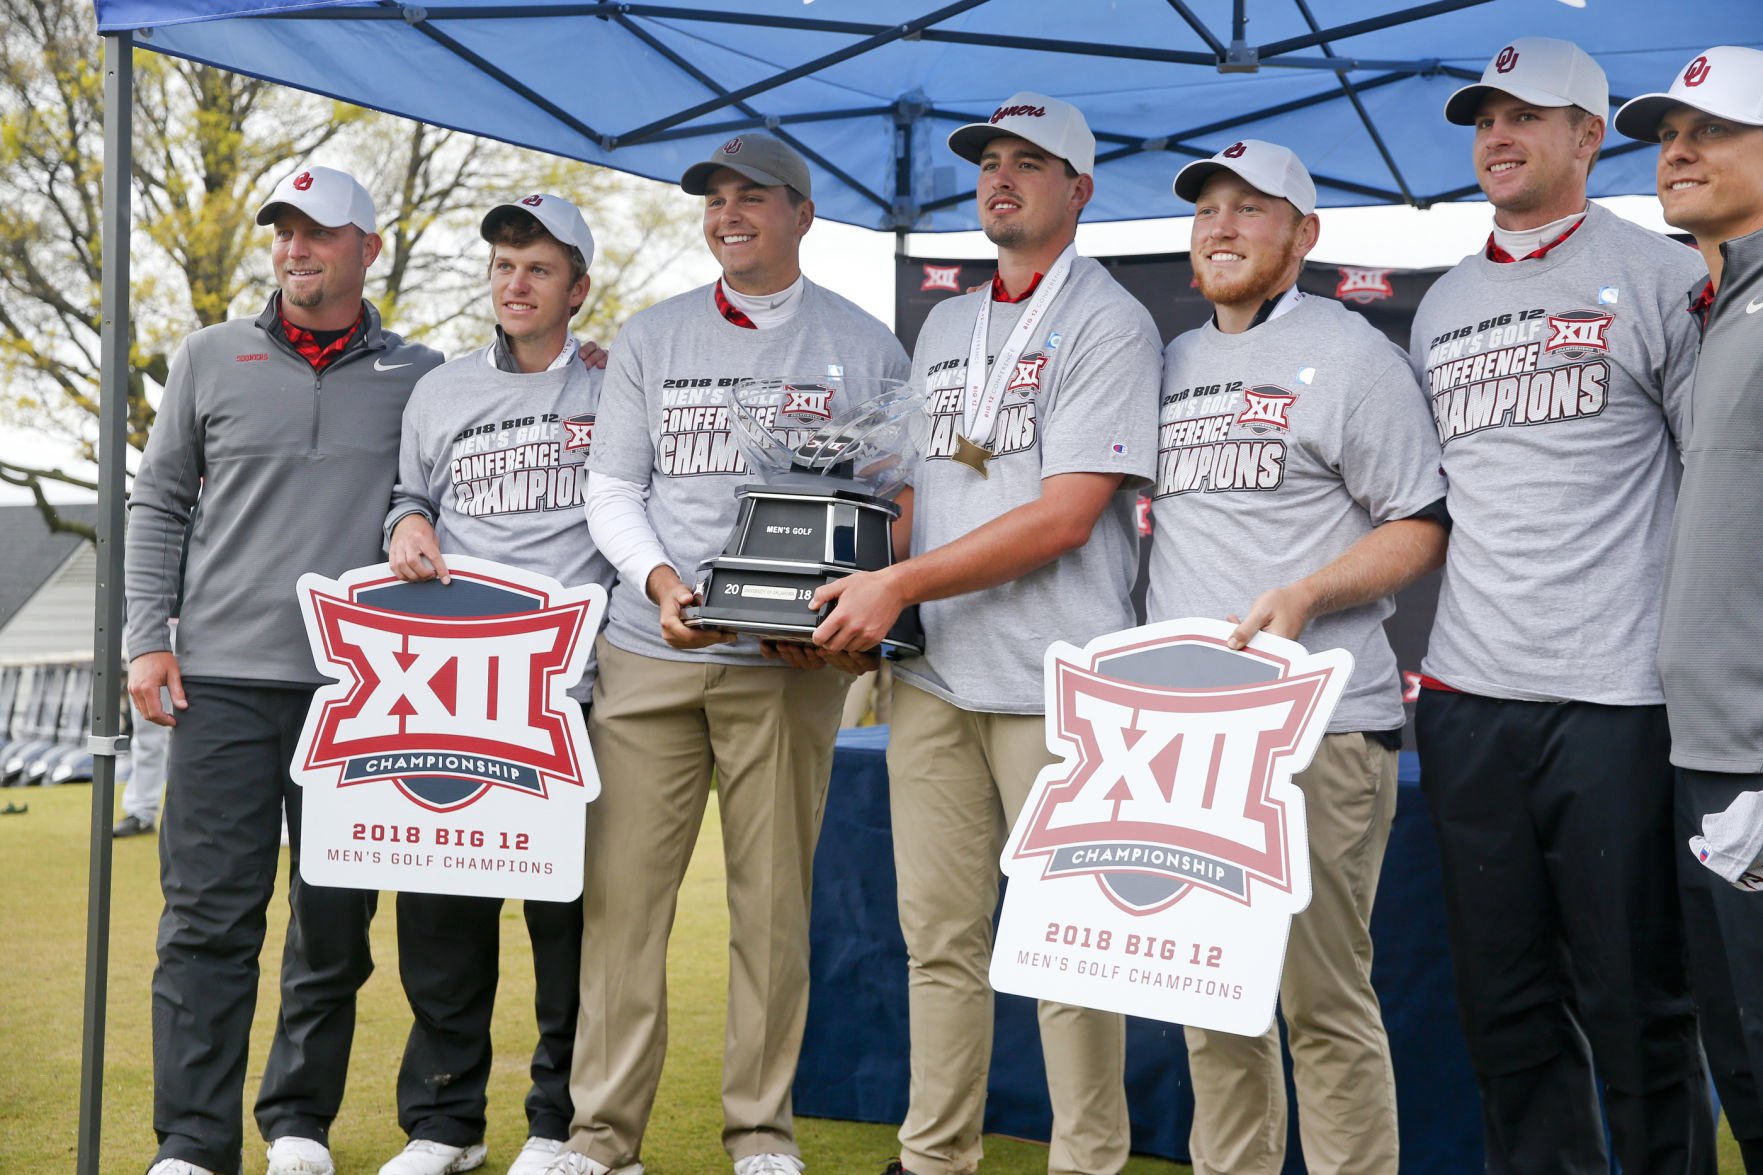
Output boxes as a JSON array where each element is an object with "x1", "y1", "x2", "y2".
[
  {"x1": 151, "y1": 680, "x2": 377, "y2": 1175},
  {"x1": 122, "y1": 709, "x2": 169, "y2": 822}
]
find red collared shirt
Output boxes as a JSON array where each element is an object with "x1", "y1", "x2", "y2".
[
  {"x1": 1483, "y1": 216, "x2": 1585, "y2": 264},
  {"x1": 714, "y1": 280, "x2": 757, "y2": 329},
  {"x1": 279, "y1": 304, "x2": 365, "y2": 372},
  {"x1": 1687, "y1": 278, "x2": 1716, "y2": 335},
  {"x1": 990, "y1": 270, "x2": 1045, "y2": 303}
]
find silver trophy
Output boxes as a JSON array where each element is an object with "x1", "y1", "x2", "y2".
[{"x1": 684, "y1": 373, "x2": 928, "y2": 657}]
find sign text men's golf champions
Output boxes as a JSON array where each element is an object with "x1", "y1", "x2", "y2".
[
  {"x1": 992, "y1": 618, "x2": 1350, "y2": 1035},
  {"x1": 291, "y1": 555, "x2": 605, "y2": 901}
]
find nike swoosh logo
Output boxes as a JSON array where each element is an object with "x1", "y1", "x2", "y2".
[
  {"x1": 374, "y1": 358, "x2": 414, "y2": 371},
  {"x1": 1747, "y1": 296, "x2": 1763, "y2": 315}
]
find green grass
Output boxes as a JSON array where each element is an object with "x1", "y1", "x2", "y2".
[{"x1": 0, "y1": 785, "x2": 1188, "y2": 1174}]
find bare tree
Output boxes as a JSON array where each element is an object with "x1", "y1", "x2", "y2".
[{"x1": 0, "y1": 0, "x2": 700, "y2": 539}]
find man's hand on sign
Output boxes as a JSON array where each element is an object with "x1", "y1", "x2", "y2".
[
  {"x1": 649, "y1": 565, "x2": 737, "y2": 650},
  {"x1": 1226, "y1": 582, "x2": 1319, "y2": 650},
  {"x1": 129, "y1": 651, "x2": 188, "y2": 727},
  {"x1": 389, "y1": 514, "x2": 451, "y2": 585}
]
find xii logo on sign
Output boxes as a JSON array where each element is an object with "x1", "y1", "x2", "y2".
[
  {"x1": 292, "y1": 557, "x2": 605, "y2": 813},
  {"x1": 1335, "y1": 267, "x2": 1394, "y2": 304},
  {"x1": 921, "y1": 264, "x2": 962, "y2": 292},
  {"x1": 1545, "y1": 311, "x2": 1614, "y2": 357},
  {"x1": 1007, "y1": 622, "x2": 1348, "y2": 915}
]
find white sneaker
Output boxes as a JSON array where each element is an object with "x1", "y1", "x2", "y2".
[
  {"x1": 733, "y1": 1156, "x2": 804, "y2": 1175},
  {"x1": 267, "y1": 1136, "x2": 337, "y2": 1175},
  {"x1": 538, "y1": 1151, "x2": 645, "y2": 1175},
  {"x1": 147, "y1": 1161, "x2": 220, "y2": 1175},
  {"x1": 508, "y1": 1137, "x2": 565, "y2": 1175},
  {"x1": 379, "y1": 1139, "x2": 489, "y2": 1175}
]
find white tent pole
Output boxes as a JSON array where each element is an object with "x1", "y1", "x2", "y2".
[{"x1": 78, "y1": 28, "x2": 133, "y2": 1175}]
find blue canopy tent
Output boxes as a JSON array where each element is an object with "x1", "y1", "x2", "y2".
[{"x1": 73, "y1": 2, "x2": 1763, "y2": 1170}]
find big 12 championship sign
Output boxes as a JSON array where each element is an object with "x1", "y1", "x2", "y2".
[
  {"x1": 291, "y1": 555, "x2": 606, "y2": 901},
  {"x1": 991, "y1": 618, "x2": 1350, "y2": 1035}
]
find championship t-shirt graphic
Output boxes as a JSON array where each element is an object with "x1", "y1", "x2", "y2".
[
  {"x1": 447, "y1": 410, "x2": 591, "y2": 516},
  {"x1": 1421, "y1": 304, "x2": 1613, "y2": 445}
]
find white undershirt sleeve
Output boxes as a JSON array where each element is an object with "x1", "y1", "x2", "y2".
[{"x1": 585, "y1": 471, "x2": 673, "y2": 594}]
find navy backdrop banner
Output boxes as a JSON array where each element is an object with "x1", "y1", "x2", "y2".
[{"x1": 897, "y1": 253, "x2": 1448, "y2": 746}]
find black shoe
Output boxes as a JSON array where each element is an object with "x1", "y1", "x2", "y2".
[
  {"x1": 881, "y1": 1162, "x2": 916, "y2": 1175},
  {"x1": 112, "y1": 813, "x2": 155, "y2": 838}
]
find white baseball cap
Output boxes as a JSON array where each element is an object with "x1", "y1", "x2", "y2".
[
  {"x1": 948, "y1": 91, "x2": 1096, "y2": 177},
  {"x1": 1444, "y1": 37, "x2": 1609, "y2": 126},
  {"x1": 1614, "y1": 46, "x2": 1763, "y2": 142},
  {"x1": 255, "y1": 165, "x2": 377, "y2": 233},
  {"x1": 1173, "y1": 139, "x2": 1317, "y2": 216},
  {"x1": 480, "y1": 193, "x2": 596, "y2": 270}
]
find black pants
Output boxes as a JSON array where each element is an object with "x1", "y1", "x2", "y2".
[
  {"x1": 393, "y1": 889, "x2": 583, "y2": 1145},
  {"x1": 152, "y1": 680, "x2": 377, "y2": 1175},
  {"x1": 1679, "y1": 767, "x2": 1763, "y2": 1172},
  {"x1": 1416, "y1": 689, "x2": 1712, "y2": 1175}
]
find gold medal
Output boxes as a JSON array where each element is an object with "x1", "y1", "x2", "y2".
[{"x1": 953, "y1": 433, "x2": 994, "y2": 477}]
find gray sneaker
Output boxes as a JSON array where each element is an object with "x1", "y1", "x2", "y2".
[{"x1": 113, "y1": 813, "x2": 155, "y2": 838}]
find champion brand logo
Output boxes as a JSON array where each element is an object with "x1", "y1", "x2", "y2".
[
  {"x1": 1684, "y1": 55, "x2": 1711, "y2": 87},
  {"x1": 1238, "y1": 386, "x2": 1297, "y2": 431},
  {"x1": 1010, "y1": 627, "x2": 1346, "y2": 914},
  {"x1": 1222, "y1": 142, "x2": 1247, "y2": 159},
  {"x1": 563, "y1": 413, "x2": 595, "y2": 451},
  {"x1": 1495, "y1": 45, "x2": 1519, "y2": 74},
  {"x1": 293, "y1": 171, "x2": 314, "y2": 191},
  {"x1": 296, "y1": 564, "x2": 598, "y2": 814},
  {"x1": 1545, "y1": 311, "x2": 1614, "y2": 354},
  {"x1": 921, "y1": 264, "x2": 962, "y2": 292},
  {"x1": 720, "y1": 137, "x2": 743, "y2": 155},
  {"x1": 781, "y1": 385, "x2": 834, "y2": 419},
  {"x1": 521, "y1": 194, "x2": 544, "y2": 207},
  {"x1": 990, "y1": 103, "x2": 1047, "y2": 124},
  {"x1": 1334, "y1": 267, "x2": 1394, "y2": 304}
]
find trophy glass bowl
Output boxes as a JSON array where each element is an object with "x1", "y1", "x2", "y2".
[{"x1": 683, "y1": 373, "x2": 929, "y2": 658}]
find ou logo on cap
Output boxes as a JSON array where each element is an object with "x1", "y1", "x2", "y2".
[
  {"x1": 1222, "y1": 142, "x2": 1247, "y2": 158},
  {"x1": 1684, "y1": 55, "x2": 1711, "y2": 87},
  {"x1": 293, "y1": 171, "x2": 314, "y2": 191},
  {"x1": 1495, "y1": 45, "x2": 1519, "y2": 74},
  {"x1": 521, "y1": 194, "x2": 543, "y2": 207},
  {"x1": 721, "y1": 137, "x2": 743, "y2": 155}
]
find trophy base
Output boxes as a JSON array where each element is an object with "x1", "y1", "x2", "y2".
[
  {"x1": 684, "y1": 557, "x2": 924, "y2": 660},
  {"x1": 682, "y1": 482, "x2": 923, "y2": 659}
]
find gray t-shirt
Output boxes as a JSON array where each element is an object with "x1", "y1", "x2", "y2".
[
  {"x1": 588, "y1": 279, "x2": 910, "y2": 666},
  {"x1": 1409, "y1": 203, "x2": 1704, "y2": 705},
  {"x1": 387, "y1": 343, "x2": 614, "y2": 699},
  {"x1": 1149, "y1": 294, "x2": 1446, "y2": 733},
  {"x1": 894, "y1": 256, "x2": 1160, "y2": 714}
]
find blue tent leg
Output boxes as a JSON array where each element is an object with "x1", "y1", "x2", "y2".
[{"x1": 78, "y1": 27, "x2": 133, "y2": 1175}]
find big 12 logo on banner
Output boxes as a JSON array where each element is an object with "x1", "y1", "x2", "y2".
[
  {"x1": 291, "y1": 555, "x2": 606, "y2": 901},
  {"x1": 991, "y1": 617, "x2": 1349, "y2": 1035}
]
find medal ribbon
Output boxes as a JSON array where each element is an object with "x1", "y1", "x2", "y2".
[{"x1": 961, "y1": 243, "x2": 1076, "y2": 449}]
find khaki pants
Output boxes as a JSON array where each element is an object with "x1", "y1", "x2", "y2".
[
  {"x1": 1185, "y1": 733, "x2": 1400, "y2": 1175},
  {"x1": 887, "y1": 681, "x2": 1129, "y2": 1175},
  {"x1": 564, "y1": 639, "x2": 848, "y2": 1167}
]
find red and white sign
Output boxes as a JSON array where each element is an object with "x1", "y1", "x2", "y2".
[
  {"x1": 992, "y1": 618, "x2": 1350, "y2": 1034},
  {"x1": 292, "y1": 555, "x2": 606, "y2": 900},
  {"x1": 1335, "y1": 266, "x2": 1394, "y2": 304},
  {"x1": 921, "y1": 264, "x2": 962, "y2": 292}
]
